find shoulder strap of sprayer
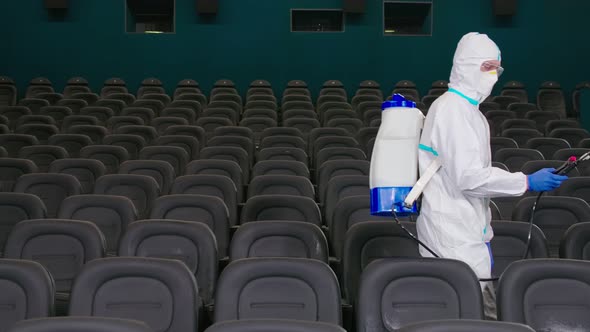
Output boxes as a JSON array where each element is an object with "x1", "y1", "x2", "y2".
[{"x1": 403, "y1": 145, "x2": 441, "y2": 208}]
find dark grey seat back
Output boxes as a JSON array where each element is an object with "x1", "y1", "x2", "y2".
[
  {"x1": 0, "y1": 134, "x2": 39, "y2": 157},
  {"x1": 214, "y1": 258, "x2": 341, "y2": 324},
  {"x1": 201, "y1": 146, "x2": 249, "y2": 181},
  {"x1": 549, "y1": 128, "x2": 590, "y2": 148},
  {"x1": 208, "y1": 136, "x2": 254, "y2": 164},
  {"x1": 490, "y1": 137, "x2": 519, "y2": 158},
  {"x1": 139, "y1": 146, "x2": 188, "y2": 175},
  {"x1": 171, "y1": 175, "x2": 237, "y2": 226},
  {"x1": 80, "y1": 145, "x2": 129, "y2": 174},
  {"x1": 342, "y1": 221, "x2": 420, "y2": 303},
  {"x1": 162, "y1": 125, "x2": 205, "y2": 144},
  {"x1": 357, "y1": 258, "x2": 484, "y2": 332},
  {"x1": 0, "y1": 158, "x2": 37, "y2": 192},
  {"x1": 330, "y1": 195, "x2": 391, "y2": 258},
  {"x1": 69, "y1": 257, "x2": 200, "y2": 332},
  {"x1": 93, "y1": 174, "x2": 160, "y2": 219},
  {"x1": 252, "y1": 160, "x2": 309, "y2": 178},
  {"x1": 498, "y1": 259, "x2": 590, "y2": 331},
  {"x1": 18, "y1": 145, "x2": 68, "y2": 172},
  {"x1": 247, "y1": 175, "x2": 314, "y2": 199},
  {"x1": 151, "y1": 117, "x2": 188, "y2": 135},
  {"x1": 494, "y1": 148, "x2": 544, "y2": 172},
  {"x1": 257, "y1": 148, "x2": 308, "y2": 167},
  {"x1": 47, "y1": 134, "x2": 92, "y2": 158},
  {"x1": 156, "y1": 135, "x2": 200, "y2": 160},
  {"x1": 102, "y1": 134, "x2": 146, "y2": 160},
  {"x1": 119, "y1": 160, "x2": 175, "y2": 195},
  {"x1": 324, "y1": 175, "x2": 369, "y2": 227},
  {"x1": 59, "y1": 194, "x2": 137, "y2": 253},
  {"x1": 315, "y1": 147, "x2": 366, "y2": 177},
  {"x1": 4, "y1": 219, "x2": 105, "y2": 292},
  {"x1": 490, "y1": 221, "x2": 549, "y2": 278},
  {"x1": 560, "y1": 222, "x2": 590, "y2": 259},
  {"x1": 512, "y1": 196, "x2": 590, "y2": 256},
  {"x1": 49, "y1": 159, "x2": 106, "y2": 194},
  {"x1": 282, "y1": 118, "x2": 320, "y2": 136},
  {"x1": 14, "y1": 174, "x2": 81, "y2": 218},
  {"x1": 260, "y1": 136, "x2": 306, "y2": 150},
  {"x1": 317, "y1": 160, "x2": 370, "y2": 202},
  {"x1": 120, "y1": 107, "x2": 155, "y2": 124},
  {"x1": 230, "y1": 221, "x2": 328, "y2": 262},
  {"x1": 185, "y1": 160, "x2": 243, "y2": 200},
  {"x1": 241, "y1": 195, "x2": 321, "y2": 226},
  {"x1": 114, "y1": 125, "x2": 158, "y2": 144},
  {"x1": 0, "y1": 193, "x2": 46, "y2": 253},
  {"x1": 150, "y1": 194, "x2": 229, "y2": 257},
  {"x1": 66, "y1": 125, "x2": 107, "y2": 144},
  {"x1": 525, "y1": 137, "x2": 570, "y2": 160},
  {"x1": 119, "y1": 219, "x2": 217, "y2": 303},
  {"x1": 0, "y1": 259, "x2": 54, "y2": 332}
]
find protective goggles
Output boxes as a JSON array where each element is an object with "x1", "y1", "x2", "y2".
[{"x1": 481, "y1": 60, "x2": 504, "y2": 77}]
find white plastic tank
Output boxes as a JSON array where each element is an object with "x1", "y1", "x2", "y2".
[{"x1": 370, "y1": 94, "x2": 424, "y2": 216}]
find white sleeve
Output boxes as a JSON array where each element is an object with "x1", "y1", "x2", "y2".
[{"x1": 432, "y1": 108, "x2": 528, "y2": 198}]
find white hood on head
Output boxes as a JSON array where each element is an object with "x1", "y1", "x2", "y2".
[{"x1": 448, "y1": 32, "x2": 501, "y2": 103}]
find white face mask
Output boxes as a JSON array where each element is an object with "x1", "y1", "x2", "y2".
[{"x1": 475, "y1": 71, "x2": 498, "y2": 102}]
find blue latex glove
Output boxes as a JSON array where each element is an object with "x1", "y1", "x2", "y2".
[{"x1": 527, "y1": 168, "x2": 568, "y2": 192}]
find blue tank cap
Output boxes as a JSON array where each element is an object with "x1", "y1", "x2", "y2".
[{"x1": 382, "y1": 93, "x2": 417, "y2": 110}]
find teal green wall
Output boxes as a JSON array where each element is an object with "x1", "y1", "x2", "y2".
[{"x1": 0, "y1": 0, "x2": 588, "y2": 99}]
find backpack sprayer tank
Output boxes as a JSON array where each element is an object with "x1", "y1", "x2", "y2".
[{"x1": 370, "y1": 94, "x2": 425, "y2": 216}]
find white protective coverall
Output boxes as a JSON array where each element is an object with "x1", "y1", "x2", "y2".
[{"x1": 416, "y1": 32, "x2": 528, "y2": 280}]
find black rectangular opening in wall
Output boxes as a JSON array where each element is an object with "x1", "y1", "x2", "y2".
[
  {"x1": 291, "y1": 9, "x2": 344, "y2": 32},
  {"x1": 45, "y1": 0, "x2": 68, "y2": 9},
  {"x1": 383, "y1": 1, "x2": 433, "y2": 36},
  {"x1": 126, "y1": 0, "x2": 175, "y2": 34}
]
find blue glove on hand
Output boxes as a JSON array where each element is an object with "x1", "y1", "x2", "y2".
[{"x1": 527, "y1": 168, "x2": 568, "y2": 192}]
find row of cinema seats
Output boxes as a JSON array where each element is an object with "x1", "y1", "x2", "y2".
[
  {"x1": 2, "y1": 76, "x2": 586, "y2": 118},
  {"x1": 2, "y1": 76, "x2": 587, "y2": 126},
  {"x1": 2, "y1": 254, "x2": 590, "y2": 332}
]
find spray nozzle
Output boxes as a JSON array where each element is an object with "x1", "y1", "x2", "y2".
[{"x1": 555, "y1": 153, "x2": 590, "y2": 175}]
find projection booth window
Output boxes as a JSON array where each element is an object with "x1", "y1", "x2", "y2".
[
  {"x1": 383, "y1": 1, "x2": 433, "y2": 36},
  {"x1": 126, "y1": 0, "x2": 175, "y2": 34}
]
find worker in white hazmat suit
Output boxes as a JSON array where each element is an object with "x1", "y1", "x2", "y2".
[{"x1": 416, "y1": 32, "x2": 568, "y2": 318}]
